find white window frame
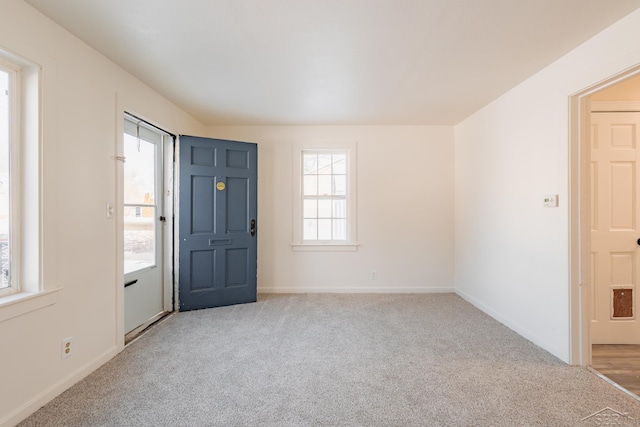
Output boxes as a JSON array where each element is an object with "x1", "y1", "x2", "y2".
[
  {"x1": 0, "y1": 46, "x2": 60, "y2": 322},
  {"x1": 292, "y1": 141, "x2": 358, "y2": 251},
  {"x1": 123, "y1": 113, "x2": 165, "y2": 275},
  {"x1": 0, "y1": 59, "x2": 19, "y2": 297}
]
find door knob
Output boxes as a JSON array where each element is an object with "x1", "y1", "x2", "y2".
[
  {"x1": 637, "y1": 238, "x2": 640, "y2": 246},
  {"x1": 250, "y1": 219, "x2": 256, "y2": 237}
]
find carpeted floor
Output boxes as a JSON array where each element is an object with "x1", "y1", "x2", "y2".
[{"x1": 18, "y1": 293, "x2": 640, "y2": 426}]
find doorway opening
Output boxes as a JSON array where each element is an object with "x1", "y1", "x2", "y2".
[
  {"x1": 123, "y1": 113, "x2": 175, "y2": 344},
  {"x1": 571, "y1": 66, "x2": 640, "y2": 398}
]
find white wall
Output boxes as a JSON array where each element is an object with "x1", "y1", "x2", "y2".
[
  {"x1": 454, "y1": 9, "x2": 640, "y2": 363},
  {"x1": 207, "y1": 126, "x2": 454, "y2": 293},
  {"x1": 0, "y1": 1, "x2": 205, "y2": 425}
]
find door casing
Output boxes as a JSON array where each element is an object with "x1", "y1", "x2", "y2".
[{"x1": 569, "y1": 65, "x2": 640, "y2": 366}]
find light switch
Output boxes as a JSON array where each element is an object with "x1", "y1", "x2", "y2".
[{"x1": 543, "y1": 194, "x2": 558, "y2": 208}]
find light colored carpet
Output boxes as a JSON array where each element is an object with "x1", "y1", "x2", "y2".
[{"x1": 18, "y1": 293, "x2": 640, "y2": 426}]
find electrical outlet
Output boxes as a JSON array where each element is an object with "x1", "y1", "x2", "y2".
[
  {"x1": 61, "y1": 337, "x2": 73, "y2": 359},
  {"x1": 371, "y1": 271, "x2": 377, "y2": 280},
  {"x1": 106, "y1": 202, "x2": 114, "y2": 219}
]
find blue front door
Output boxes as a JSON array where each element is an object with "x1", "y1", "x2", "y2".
[{"x1": 178, "y1": 135, "x2": 257, "y2": 311}]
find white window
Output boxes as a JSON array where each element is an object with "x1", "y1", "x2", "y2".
[
  {"x1": 0, "y1": 60, "x2": 18, "y2": 297},
  {"x1": 0, "y1": 46, "x2": 57, "y2": 322},
  {"x1": 293, "y1": 142, "x2": 357, "y2": 251}
]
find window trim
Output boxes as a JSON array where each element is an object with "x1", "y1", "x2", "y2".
[
  {"x1": 0, "y1": 288, "x2": 59, "y2": 323},
  {"x1": 292, "y1": 141, "x2": 358, "y2": 252},
  {"x1": 0, "y1": 45, "x2": 61, "y2": 322}
]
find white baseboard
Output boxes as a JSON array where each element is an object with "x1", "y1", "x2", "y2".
[
  {"x1": 258, "y1": 286, "x2": 455, "y2": 294},
  {"x1": 455, "y1": 289, "x2": 566, "y2": 362},
  {"x1": 1, "y1": 346, "x2": 119, "y2": 427}
]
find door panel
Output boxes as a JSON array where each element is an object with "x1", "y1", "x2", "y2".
[
  {"x1": 192, "y1": 176, "x2": 216, "y2": 233},
  {"x1": 227, "y1": 248, "x2": 248, "y2": 286},
  {"x1": 179, "y1": 136, "x2": 257, "y2": 311},
  {"x1": 591, "y1": 112, "x2": 640, "y2": 344},
  {"x1": 124, "y1": 272, "x2": 162, "y2": 332},
  {"x1": 227, "y1": 177, "x2": 249, "y2": 231},
  {"x1": 610, "y1": 162, "x2": 634, "y2": 229}
]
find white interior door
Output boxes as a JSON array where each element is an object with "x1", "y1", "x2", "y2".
[
  {"x1": 591, "y1": 111, "x2": 640, "y2": 344},
  {"x1": 123, "y1": 116, "x2": 166, "y2": 334}
]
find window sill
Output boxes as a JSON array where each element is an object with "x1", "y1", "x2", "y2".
[
  {"x1": 292, "y1": 243, "x2": 359, "y2": 252},
  {"x1": 0, "y1": 287, "x2": 62, "y2": 323}
]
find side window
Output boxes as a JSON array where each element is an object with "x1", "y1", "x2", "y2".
[
  {"x1": 293, "y1": 142, "x2": 357, "y2": 251},
  {"x1": 0, "y1": 45, "x2": 59, "y2": 322},
  {"x1": 0, "y1": 62, "x2": 17, "y2": 296},
  {"x1": 0, "y1": 48, "x2": 42, "y2": 302}
]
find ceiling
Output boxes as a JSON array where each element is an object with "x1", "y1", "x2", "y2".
[{"x1": 24, "y1": 0, "x2": 640, "y2": 126}]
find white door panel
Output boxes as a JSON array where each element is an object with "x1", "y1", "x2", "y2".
[
  {"x1": 123, "y1": 117, "x2": 166, "y2": 334},
  {"x1": 591, "y1": 112, "x2": 640, "y2": 344},
  {"x1": 124, "y1": 267, "x2": 163, "y2": 333}
]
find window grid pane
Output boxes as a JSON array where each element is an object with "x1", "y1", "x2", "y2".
[
  {"x1": 303, "y1": 154, "x2": 317, "y2": 175},
  {"x1": 303, "y1": 175, "x2": 317, "y2": 196},
  {"x1": 333, "y1": 175, "x2": 346, "y2": 196},
  {"x1": 332, "y1": 154, "x2": 346, "y2": 174},
  {"x1": 317, "y1": 199, "x2": 332, "y2": 218},
  {"x1": 303, "y1": 219, "x2": 317, "y2": 240},
  {"x1": 333, "y1": 199, "x2": 347, "y2": 219},
  {"x1": 303, "y1": 199, "x2": 317, "y2": 218},
  {"x1": 317, "y1": 219, "x2": 332, "y2": 240},
  {"x1": 317, "y1": 154, "x2": 332, "y2": 174},
  {"x1": 333, "y1": 219, "x2": 347, "y2": 240},
  {"x1": 317, "y1": 175, "x2": 331, "y2": 196}
]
